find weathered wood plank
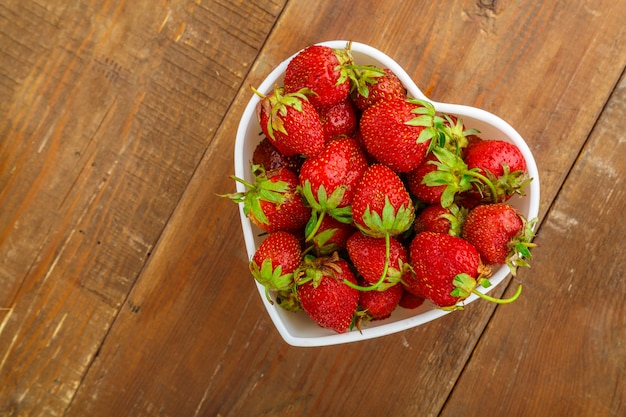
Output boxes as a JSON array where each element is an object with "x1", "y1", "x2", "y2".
[
  {"x1": 439, "y1": 70, "x2": 626, "y2": 417},
  {"x1": 0, "y1": 0, "x2": 285, "y2": 415},
  {"x1": 63, "y1": 1, "x2": 626, "y2": 417}
]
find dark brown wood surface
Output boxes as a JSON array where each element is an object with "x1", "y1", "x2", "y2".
[{"x1": 1, "y1": 1, "x2": 624, "y2": 416}]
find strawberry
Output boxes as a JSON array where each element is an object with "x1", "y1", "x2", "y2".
[
  {"x1": 351, "y1": 163, "x2": 415, "y2": 238},
  {"x1": 252, "y1": 137, "x2": 304, "y2": 174},
  {"x1": 353, "y1": 68, "x2": 407, "y2": 111},
  {"x1": 407, "y1": 153, "x2": 444, "y2": 204},
  {"x1": 250, "y1": 231, "x2": 302, "y2": 302},
  {"x1": 222, "y1": 164, "x2": 311, "y2": 233},
  {"x1": 398, "y1": 289, "x2": 425, "y2": 310},
  {"x1": 463, "y1": 139, "x2": 531, "y2": 202},
  {"x1": 299, "y1": 137, "x2": 369, "y2": 238},
  {"x1": 359, "y1": 98, "x2": 442, "y2": 172},
  {"x1": 357, "y1": 278, "x2": 403, "y2": 320},
  {"x1": 346, "y1": 231, "x2": 411, "y2": 289},
  {"x1": 454, "y1": 192, "x2": 483, "y2": 210},
  {"x1": 284, "y1": 44, "x2": 352, "y2": 110},
  {"x1": 413, "y1": 204, "x2": 466, "y2": 236},
  {"x1": 295, "y1": 254, "x2": 359, "y2": 333},
  {"x1": 317, "y1": 97, "x2": 358, "y2": 142},
  {"x1": 465, "y1": 139, "x2": 526, "y2": 177},
  {"x1": 255, "y1": 85, "x2": 325, "y2": 157},
  {"x1": 407, "y1": 232, "x2": 522, "y2": 309},
  {"x1": 350, "y1": 164, "x2": 415, "y2": 291},
  {"x1": 406, "y1": 232, "x2": 483, "y2": 308},
  {"x1": 461, "y1": 203, "x2": 536, "y2": 275}
]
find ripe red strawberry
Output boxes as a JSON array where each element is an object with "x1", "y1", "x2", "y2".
[
  {"x1": 406, "y1": 232, "x2": 482, "y2": 308},
  {"x1": 223, "y1": 164, "x2": 311, "y2": 233},
  {"x1": 398, "y1": 289, "x2": 425, "y2": 310},
  {"x1": 407, "y1": 153, "x2": 444, "y2": 204},
  {"x1": 351, "y1": 163, "x2": 415, "y2": 238},
  {"x1": 317, "y1": 97, "x2": 358, "y2": 142},
  {"x1": 454, "y1": 192, "x2": 483, "y2": 210},
  {"x1": 406, "y1": 232, "x2": 522, "y2": 308},
  {"x1": 464, "y1": 139, "x2": 531, "y2": 202},
  {"x1": 353, "y1": 68, "x2": 407, "y2": 111},
  {"x1": 360, "y1": 98, "x2": 439, "y2": 172},
  {"x1": 296, "y1": 255, "x2": 359, "y2": 333},
  {"x1": 465, "y1": 139, "x2": 526, "y2": 177},
  {"x1": 358, "y1": 278, "x2": 403, "y2": 320},
  {"x1": 461, "y1": 203, "x2": 536, "y2": 274},
  {"x1": 413, "y1": 204, "x2": 465, "y2": 236},
  {"x1": 346, "y1": 231, "x2": 411, "y2": 288},
  {"x1": 309, "y1": 215, "x2": 356, "y2": 256},
  {"x1": 299, "y1": 137, "x2": 368, "y2": 236},
  {"x1": 252, "y1": 137, "x2": 304, "y2": 174},
  {"x1": 284, "y1": 44, "x2": 352, "y2": 110},
  {"x1": 250, "y1": 231, "x2": 302, "y2": 301},
  {"x1": 255, "y1": 85, "x2": 325, "y2": 157}
]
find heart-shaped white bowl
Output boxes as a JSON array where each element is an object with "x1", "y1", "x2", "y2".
[{"x1": 234, "y1": 40, "x2": 540, "y2": 347}]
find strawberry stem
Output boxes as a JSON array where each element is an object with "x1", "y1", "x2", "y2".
[
  {"x1": 250, "y1": 85, "x2": 266, "y2": 99},
  {"x1": 305, "y1": 210, "x2": 326, "y2": 242},
  {"x1": 465, "y1": 170, "x2": 499, "y2": 203},
  {"x1": 473, "y1": 284, "x2": 522, "y2": 304},
  {"x1": 229, "y1": 174, "x2": 256, "y2": 190}
]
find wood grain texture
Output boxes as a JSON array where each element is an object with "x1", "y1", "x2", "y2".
[
  {"x1": 0, "y1": 0, "x2": 625, "y2": 416},
  {"x1": 0, "y1": 0, "x2": 285, "y2": 415},
  {"x1": 62, "y1": 1, "x2": 625, "y2": 417},
  {"x1": 440, "y1": 70, "x2": 626, "y2": 417}
]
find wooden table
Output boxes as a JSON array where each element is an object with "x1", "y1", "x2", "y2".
[{"x1": 1, "y1": 1, "x2": 625, "y2": 416}]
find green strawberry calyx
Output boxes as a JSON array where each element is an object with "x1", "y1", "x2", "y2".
[
  {"x1": 405, "y1": 101, "x2": 479, "y2": 155},
  {"x1": 405, "y1": 98, "x2": 447, "y2": 145},
  {"x1": 300, "y1": 180, "x2": 353, "y2": 242},
  {"x1": 341, "y1": 64, "x2": 386, "y2": 98},
  {"x1": 439, "y1": 114, "x2": 480, "y2": 154},
  {"x1": 438, "y1": 203, "x2": 468, "y2": 237},
  {"x1": 449, "y1": 273, "x2": 523, "y2": 309},
  {"x1": 220, "y1": 164, "x2": 291, "y2": 226},
  {"x1": 335, "y1": 41, "x2": 386, "y2": 97},
  {"x1": 249, "y1": 258, "x2": 296, "y2": 304},
  {"x1": 506, "y1": 216, "x2": 538, "y2": 276},
  {"x1": 252, "y1": 85, "x2": 316, "y2": 140},
  {"x1": 295, "y1": 252, "x2": 343, "y2": 288},
  {"x1": 488, "y1": 163, "x2": 534, "y2": 201},
  {"x1": 358, "y1": 196, "x2": 414, "y2": 238},
  {"x1": 422, "y1": 147, "x2": 488, "y2": 207},
  {"x1": 309, "y1": 225, "x2": 342, "y2": 256}
]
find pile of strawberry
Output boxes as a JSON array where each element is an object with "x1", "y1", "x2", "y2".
[{"x1": 223, "y1": 42, "x2": 537, "y2": 334}]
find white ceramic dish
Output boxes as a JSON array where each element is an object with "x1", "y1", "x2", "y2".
[{"x1": 234, "y1": 40, "x2": 540, "y2": 347}]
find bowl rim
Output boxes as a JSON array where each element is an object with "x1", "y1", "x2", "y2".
[{"x1": 234, "y1": 40, "x2": 540, "y2": 347}]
